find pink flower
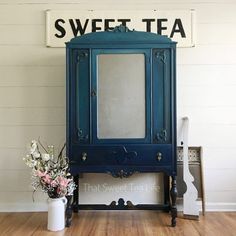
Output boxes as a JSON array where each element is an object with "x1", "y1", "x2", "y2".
[
  {"x1": 51, "y1": 180, "x2": 58, "y2": 187},
  {"x1": 43, "y1": 174, "x2": 52, "y2": 184},
  {"x1": 57, "y1": 176, "x2": 71, "y2": 188},
  {"x1": 57, "y1": 186, "x2": 67, "y2": 196},
  {"x1": 36, "y1": 170, "x2": 47, "y2": 177}
]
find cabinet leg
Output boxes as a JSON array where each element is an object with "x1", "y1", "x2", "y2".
[
  {"x1": 170, "y1": 176, "x2": 177, "y2": 227},
  {"x1": 73, "y1": 175, "x2": 79, "y2": 213},
  {"x1": 65, "y1": 195, "x2": 73, "y2": 227},
  {"x1": 164, "y1": 174, "x2": 170, "y2": 207}
]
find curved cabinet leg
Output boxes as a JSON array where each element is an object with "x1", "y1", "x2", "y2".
[{"x1": 170, "y1": 175, "x2": 177, "y2": 227}]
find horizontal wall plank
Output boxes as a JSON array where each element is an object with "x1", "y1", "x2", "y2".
[
  {"x1": 205, "y1": 190, "x2": 236, "y2": 203},
  {"x1": 177, "y1": 85, "x2": 236, "y2": 108},
  {"x1": 0, "y1": 87, "x2": 65, "y2": 107},
  {"x1": 177, "y1": 123, "x2": 236, "y2": 148},
  {"x1": 177, "y1": 45, "x2": 236, "y2": 65},
  {"x1": 204, "y1": 169, "x2": 236, "y2": 191},
  {"x1": 0, "y1": 191, "x2": 47, "y2": 204},
  {"x1": 1, "y1": 45, "x2": 236, "y2": 66},
  {"x1": 178, "y1": 65, "x2": 236, "y2": 86},
  {"x1": 197, "y1": 23, "x2": 236, "y2": 45},
  {"x1": 0, "y1": 4, "x2": 236, "y2": 26},
  {"x1": 195, "y1": 4, "x2": 236, "y2": 24},
  {"x1": 0, "y1": 107, "x2": 65, "y2": 125},
  {"x1": 0, "y1": 148, "x2": 29, "y2": 170},
  {"x1": 0, "y1": 125, "x2": 65, "y2": 148},
  {"x1": 0, "y1": 25, "x2": 44, "y2": 45},
  {"x1": 0, "y1": 5, "x2": 196, "y2": 26},
  {"x1": 201, "y1": 147, "x2": 236, "y2": 169},
  {"x1": 177, "y1": 106, "x2": 236, "y2": 125},
  {"x1": 0, "y1": 46, "x2": 64, "y2": 66},
  {"x1": 0, "y1": 66, "x2": 65, "y2": 87},
  {"x1": 0, "y1": 170, "x2": 33, "y2": 192},
  {"x1": 0, "y1": 5, "x2": 44, "y2": 25},
  {"x1": 0, "y1": 145, "x2": 68, "y2": 170}
]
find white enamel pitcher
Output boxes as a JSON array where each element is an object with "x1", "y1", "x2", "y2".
[{"x1": 47, "y1": 197, "x2": 67, "y2": 231}]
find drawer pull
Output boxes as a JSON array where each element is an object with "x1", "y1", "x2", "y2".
[
  {"x1": 81, "y1": 152, "x2": 87, "y2": 161},
  {"x1": 156, "y1": 152, "x2": 162, "y2": 161}
]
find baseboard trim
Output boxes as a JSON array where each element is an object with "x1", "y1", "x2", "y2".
[
  {"x1": 0, "y1": 203, "x2": 47, "y2": 212},
  {"x1": 177, "y1": 201, "x2": 236, "y2": 212},
  {"x1": 205, "y1": 202, "x2": 236, "y2": 212}
]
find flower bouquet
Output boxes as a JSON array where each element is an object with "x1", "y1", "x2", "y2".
[{"x1": 23, "y1": 140, "x2": 76, "y2": 199}]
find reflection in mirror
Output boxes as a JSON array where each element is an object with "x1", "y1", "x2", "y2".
[{"x1": 97, "y1": 53, "x2": 146, "y2": 139}]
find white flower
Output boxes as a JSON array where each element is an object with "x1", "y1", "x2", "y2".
[
  {"x1": 32, "y1": 152, "x2": 40, "y2": 158},
  {"x1": 67, "y1": 181, "x2": 76, "y2": 195},
  {"x1": 44, "y1": 166, "x2": 49, "y2": 171},
  {"x1": 30, "y1": 140, "x2": 40, "y2": 158},
  {"x1": 42, "y1": 153, "x2": 50, "y2": 161},
  {"x1": 30, "y1": 140, "x2": 38, "y2": 154},
  {"x1": 27, "y1": 159, "x2": 37, "y2": 168},
  {"x1": 23, "y1": 154, "x2": 30, "y2": 162}
]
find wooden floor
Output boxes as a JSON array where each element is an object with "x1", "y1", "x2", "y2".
[{"x1": 0, "y1": 211, "x2": 235, "y2": 236}]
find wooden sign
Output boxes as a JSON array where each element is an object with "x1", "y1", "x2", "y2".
[{"x1": 46, "y1": 10, "x2": 195, "y2": 48}]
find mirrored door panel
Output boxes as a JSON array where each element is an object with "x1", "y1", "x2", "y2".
[{"x1": 97, "y1": 53, "x2": 146, "y2": 139}]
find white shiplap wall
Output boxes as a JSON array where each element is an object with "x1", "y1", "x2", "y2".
[{"x1": 0, "y1": 0, "x2": 236, "y2": 212}]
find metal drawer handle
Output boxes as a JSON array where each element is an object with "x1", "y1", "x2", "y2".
[
  {"x1": 81, "y1": 152, "x2": 87, "y2": 161},
  {"x1": 156, "y1": 152, "x2": 162, "y2": 161}
]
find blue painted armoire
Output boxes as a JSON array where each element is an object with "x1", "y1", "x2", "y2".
[{"x1": 66, "y1": 25, "x2": 177, "y2": 227}]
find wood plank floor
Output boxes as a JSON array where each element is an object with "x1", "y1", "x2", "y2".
[{"x1": 0, "y1": 211, "x2": 235, "y2": 236}]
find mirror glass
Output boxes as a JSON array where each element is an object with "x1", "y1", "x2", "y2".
[{"x1": 97, "y1": 53, "x2": 146, "y2": 139}]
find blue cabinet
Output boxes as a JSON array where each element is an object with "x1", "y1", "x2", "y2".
[{"x1": 66, "y1": 25, "x2": 177, "y2": 226}]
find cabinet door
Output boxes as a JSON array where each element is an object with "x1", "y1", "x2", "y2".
[
  {"x1": 72, "y1": 49, "x2": 90, "y2": 144},
  {"x1": 152, "y1": 49, "x2": 171, "y2": 144},
  {"x1": 91, "y1": 49, "x2": 151, "y2": 144}
]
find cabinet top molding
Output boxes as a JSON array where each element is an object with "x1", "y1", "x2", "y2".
[{"x1": 67, "y1": 25, "x2": 176, "y2": 46}]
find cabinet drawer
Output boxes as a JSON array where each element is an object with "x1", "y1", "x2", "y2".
[{"x1": 70, "y1": 144, "x2": 172, "y2": 166}]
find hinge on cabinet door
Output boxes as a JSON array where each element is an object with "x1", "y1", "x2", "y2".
[
  {"x1": 77, "y1": 128, "x2": 89, "y2": 141},
  {"x1": 156, "y1": 129, "x2": 167, "y2": 142}
]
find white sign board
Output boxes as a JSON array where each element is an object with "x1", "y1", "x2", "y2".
[{"x1": 46, "y1": 10, "x2": 195, "y2": 48}]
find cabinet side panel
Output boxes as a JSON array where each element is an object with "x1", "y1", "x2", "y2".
[
  {"x1": 75, "y1": 49, "x2": 90, "y2": 144},
  {"x1": 152, "y1": 49, "x2": 171, "y2": 144}
]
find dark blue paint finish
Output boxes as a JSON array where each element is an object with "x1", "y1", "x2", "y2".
[
  {"x1": 66, "y1": 28, "x2": 177, "y2": 177},
  {"x1": 75, "y1": 49, "x2": 90, "y2": 143},
  {"x1": 152, "y1": 49, "x2": 171, "y2": 144},
  {"x1": 68, "y1": 30, "x2": 173, "y2": 45},
  {"x1": 70, "y1": 144, "x2": 172, "y2": 165}
]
